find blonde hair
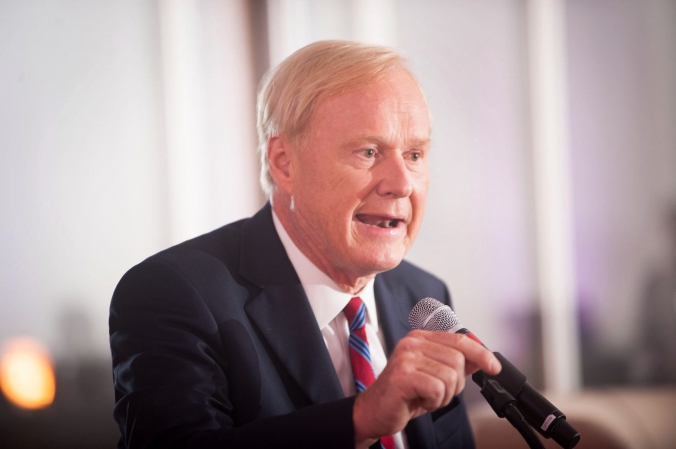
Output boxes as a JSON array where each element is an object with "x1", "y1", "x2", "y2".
[{"x1": 256, "y1": 40, "x2": 414, "y2": 196}]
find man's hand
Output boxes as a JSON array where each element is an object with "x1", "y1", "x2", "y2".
[{"x1": 352, "y1": 330, "x2": 501, "y2": 448}]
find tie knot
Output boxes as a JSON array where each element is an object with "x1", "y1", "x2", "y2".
[{"x1": 344, "y1": 297, "x2": 366, "y2": 331}]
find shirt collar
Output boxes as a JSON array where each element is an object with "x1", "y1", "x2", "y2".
[{"x1": 272, "y1": 210, "x2": 378, "y2": 332}]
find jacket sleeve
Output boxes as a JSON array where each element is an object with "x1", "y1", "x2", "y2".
[{"x1": 109, "y1": 259, "x2": 356, "y2": 449}]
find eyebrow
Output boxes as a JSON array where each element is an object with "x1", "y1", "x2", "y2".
[{"x1": 342, "y1": 136, "x2": 431, "y2": 148}]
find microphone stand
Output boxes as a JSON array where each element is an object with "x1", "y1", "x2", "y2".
[
  {"x1": 472, "y1": 371, "x2": 545, "y2": 449},
  {"x1": 473, "y1": 352, "x2": 580, "y2": 449},
  {"x1": 407, "y1": 299, "x2": 580, "y2": 448}
]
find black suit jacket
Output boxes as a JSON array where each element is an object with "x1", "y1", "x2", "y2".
[{"x1": 110, "y1": 203, "x2": 475, "y2": 448}]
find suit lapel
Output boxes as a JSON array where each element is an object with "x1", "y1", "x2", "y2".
[
  {"x1": 239, "y1": 204, "x2": 344, "y2": 405},
  {"x1": 374, "y1": 273, "x2": 411, "y2": 356},
  {"x1": 375, "y1": 270, "x2": 438, "y2": 449}
]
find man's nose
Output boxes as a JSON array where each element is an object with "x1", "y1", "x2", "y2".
[{"x1": 375, "y1": 153, "x2": 414, "y2": 198}]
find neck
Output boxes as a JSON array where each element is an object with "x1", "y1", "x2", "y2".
[{"x1": 271, "y1": 192, "x2": 375, "y2": 295}]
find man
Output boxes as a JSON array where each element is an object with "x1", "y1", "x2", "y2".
[{"x1": 110, "y1": 40, "x2": 500, "y2": 449}]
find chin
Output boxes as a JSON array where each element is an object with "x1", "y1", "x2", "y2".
[{"x1": 354, "y1": 248, "x2": 406, "y2": 274}]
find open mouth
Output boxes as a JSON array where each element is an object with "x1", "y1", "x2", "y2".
[{"x1": 356, "y1": 214, "x2": 403, "y2": 229}]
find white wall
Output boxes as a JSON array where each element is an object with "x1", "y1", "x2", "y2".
[
  {"x1": 0, "y1": 0, "x2": 261, "y2": 359},
  {"x1": 395, "y1": 0, "x2": 676, "y2": 386},
  {"x1": 397, "y1": 0, "x2": 537, "y2": 362},
  {"x1": 267, "y1": 0, "x2": 398, "y2": 65},
  {"x1": 567, "y1": 0, "x2": 676, "y2": 350},
  {"x1": 158, "y1": 0, "x2": 262, "y2": 244},
  {"x1": 0, "y1": 0, "x2": 166, "y2": 358}
]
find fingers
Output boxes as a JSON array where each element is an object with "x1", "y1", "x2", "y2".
[
  {"x1": 406, "y1": 345, "x2": 466, "y2": 399},
  {"x1": 389, "y1": 330, "x2": 501, "y2": 405},
  {"x1": 415, "y1": 330, "x2": 502, "y2": 375},
  {"x1": 413, "y1": 359, "x2": 463, "y2": 405},
  {"x1": 389, "y1": 348, "x2": 463, "y2": 407},
  {"x1": 352, "y1": 329, "x2": 502, "y2": 444}
]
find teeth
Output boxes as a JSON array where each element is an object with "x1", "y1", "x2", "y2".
[
  {"x1": 377, "y1": 220, "x2": 397, "y2": 228},
  {"x1": 356, "y1": 215, "x2": 400, "y2": 228}
]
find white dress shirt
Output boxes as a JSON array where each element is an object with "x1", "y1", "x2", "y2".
[{"x1": 272, "y1": 211, "x2": 408, "y2": 449}]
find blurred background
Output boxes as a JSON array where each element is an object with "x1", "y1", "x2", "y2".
[{"x1": 1, "y1": 0, "x2": 674, "y2": 448}]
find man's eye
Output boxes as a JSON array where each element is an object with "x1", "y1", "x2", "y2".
[
  {"x1": 410, "y1": 152, "x2": 421, "y2": 161},
  {"x1": 364, "y1": 149, "x2": 376, "y2": 158}
]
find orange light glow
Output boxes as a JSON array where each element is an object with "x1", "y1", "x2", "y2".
[{"x1": 0, "y1": 338, "x2": 56, "y2": 409}]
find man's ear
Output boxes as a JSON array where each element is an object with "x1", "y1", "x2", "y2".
[{"x1": 267, "y1": 135, "x2": 294, "y2": 195}]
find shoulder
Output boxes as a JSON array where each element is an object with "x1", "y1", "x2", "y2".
[
  {"x1": 148, "y1": 217, "x2": 247, "y2": 278},
  {"x1": 119, "y1": 216, "x2": 247, "y2": 289},
  {"x1": 110, "y1": 218, "x2": 248, "y2": 322},
  {"x1": 120, "y1": 200, "x2": 278, "y2": 289},
  {"x1": 111, "y1": 204, "x2": 271, "y2": 314},
  {"x1": 111, "y1": 203, "x2": 284, "y2": 317}
]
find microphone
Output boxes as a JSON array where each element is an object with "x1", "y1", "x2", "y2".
[{"x1": 409, "y1": 297, "x2": 580, "y2": 449}]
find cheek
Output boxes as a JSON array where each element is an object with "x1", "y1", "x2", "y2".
[
  {"x1": 336, "y1": 167, "x2": 373, "y2": 190},
  {"x1": 323, "y1": 172, "x2": 374, "y2": 214},
  {"x1": 413, "y1": 174, "x2": 430, "y2": 208},
  {"x1": 413, "y1": 191, "x2": 428, "y2": 217},
  {"x1": 409, "y1": 187, "x2": 429, "y2": 233},
  {"x1": 303, "y1": 159, "x2": 361, "y2": 196}
]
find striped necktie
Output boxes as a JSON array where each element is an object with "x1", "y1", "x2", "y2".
[{"x1": 343, "y1": 297, "x2": 395, "y2": 449}]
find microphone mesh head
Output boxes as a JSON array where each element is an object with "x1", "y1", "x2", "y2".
[{"x1": 409, "y1": 297, "x2": 460, "y2": 332}]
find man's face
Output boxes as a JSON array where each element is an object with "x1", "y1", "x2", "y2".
[{"x1": 287, "y1": 68, "x2": 431, "y2": 280}]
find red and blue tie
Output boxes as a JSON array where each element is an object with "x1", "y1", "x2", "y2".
[{"x1": 344, "y1": 297, "x2": 395, "y2": 449}]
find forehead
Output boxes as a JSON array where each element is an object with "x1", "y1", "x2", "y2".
[{"x1": 307, "y1": 69, "x2": 431, "y2": 144}]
